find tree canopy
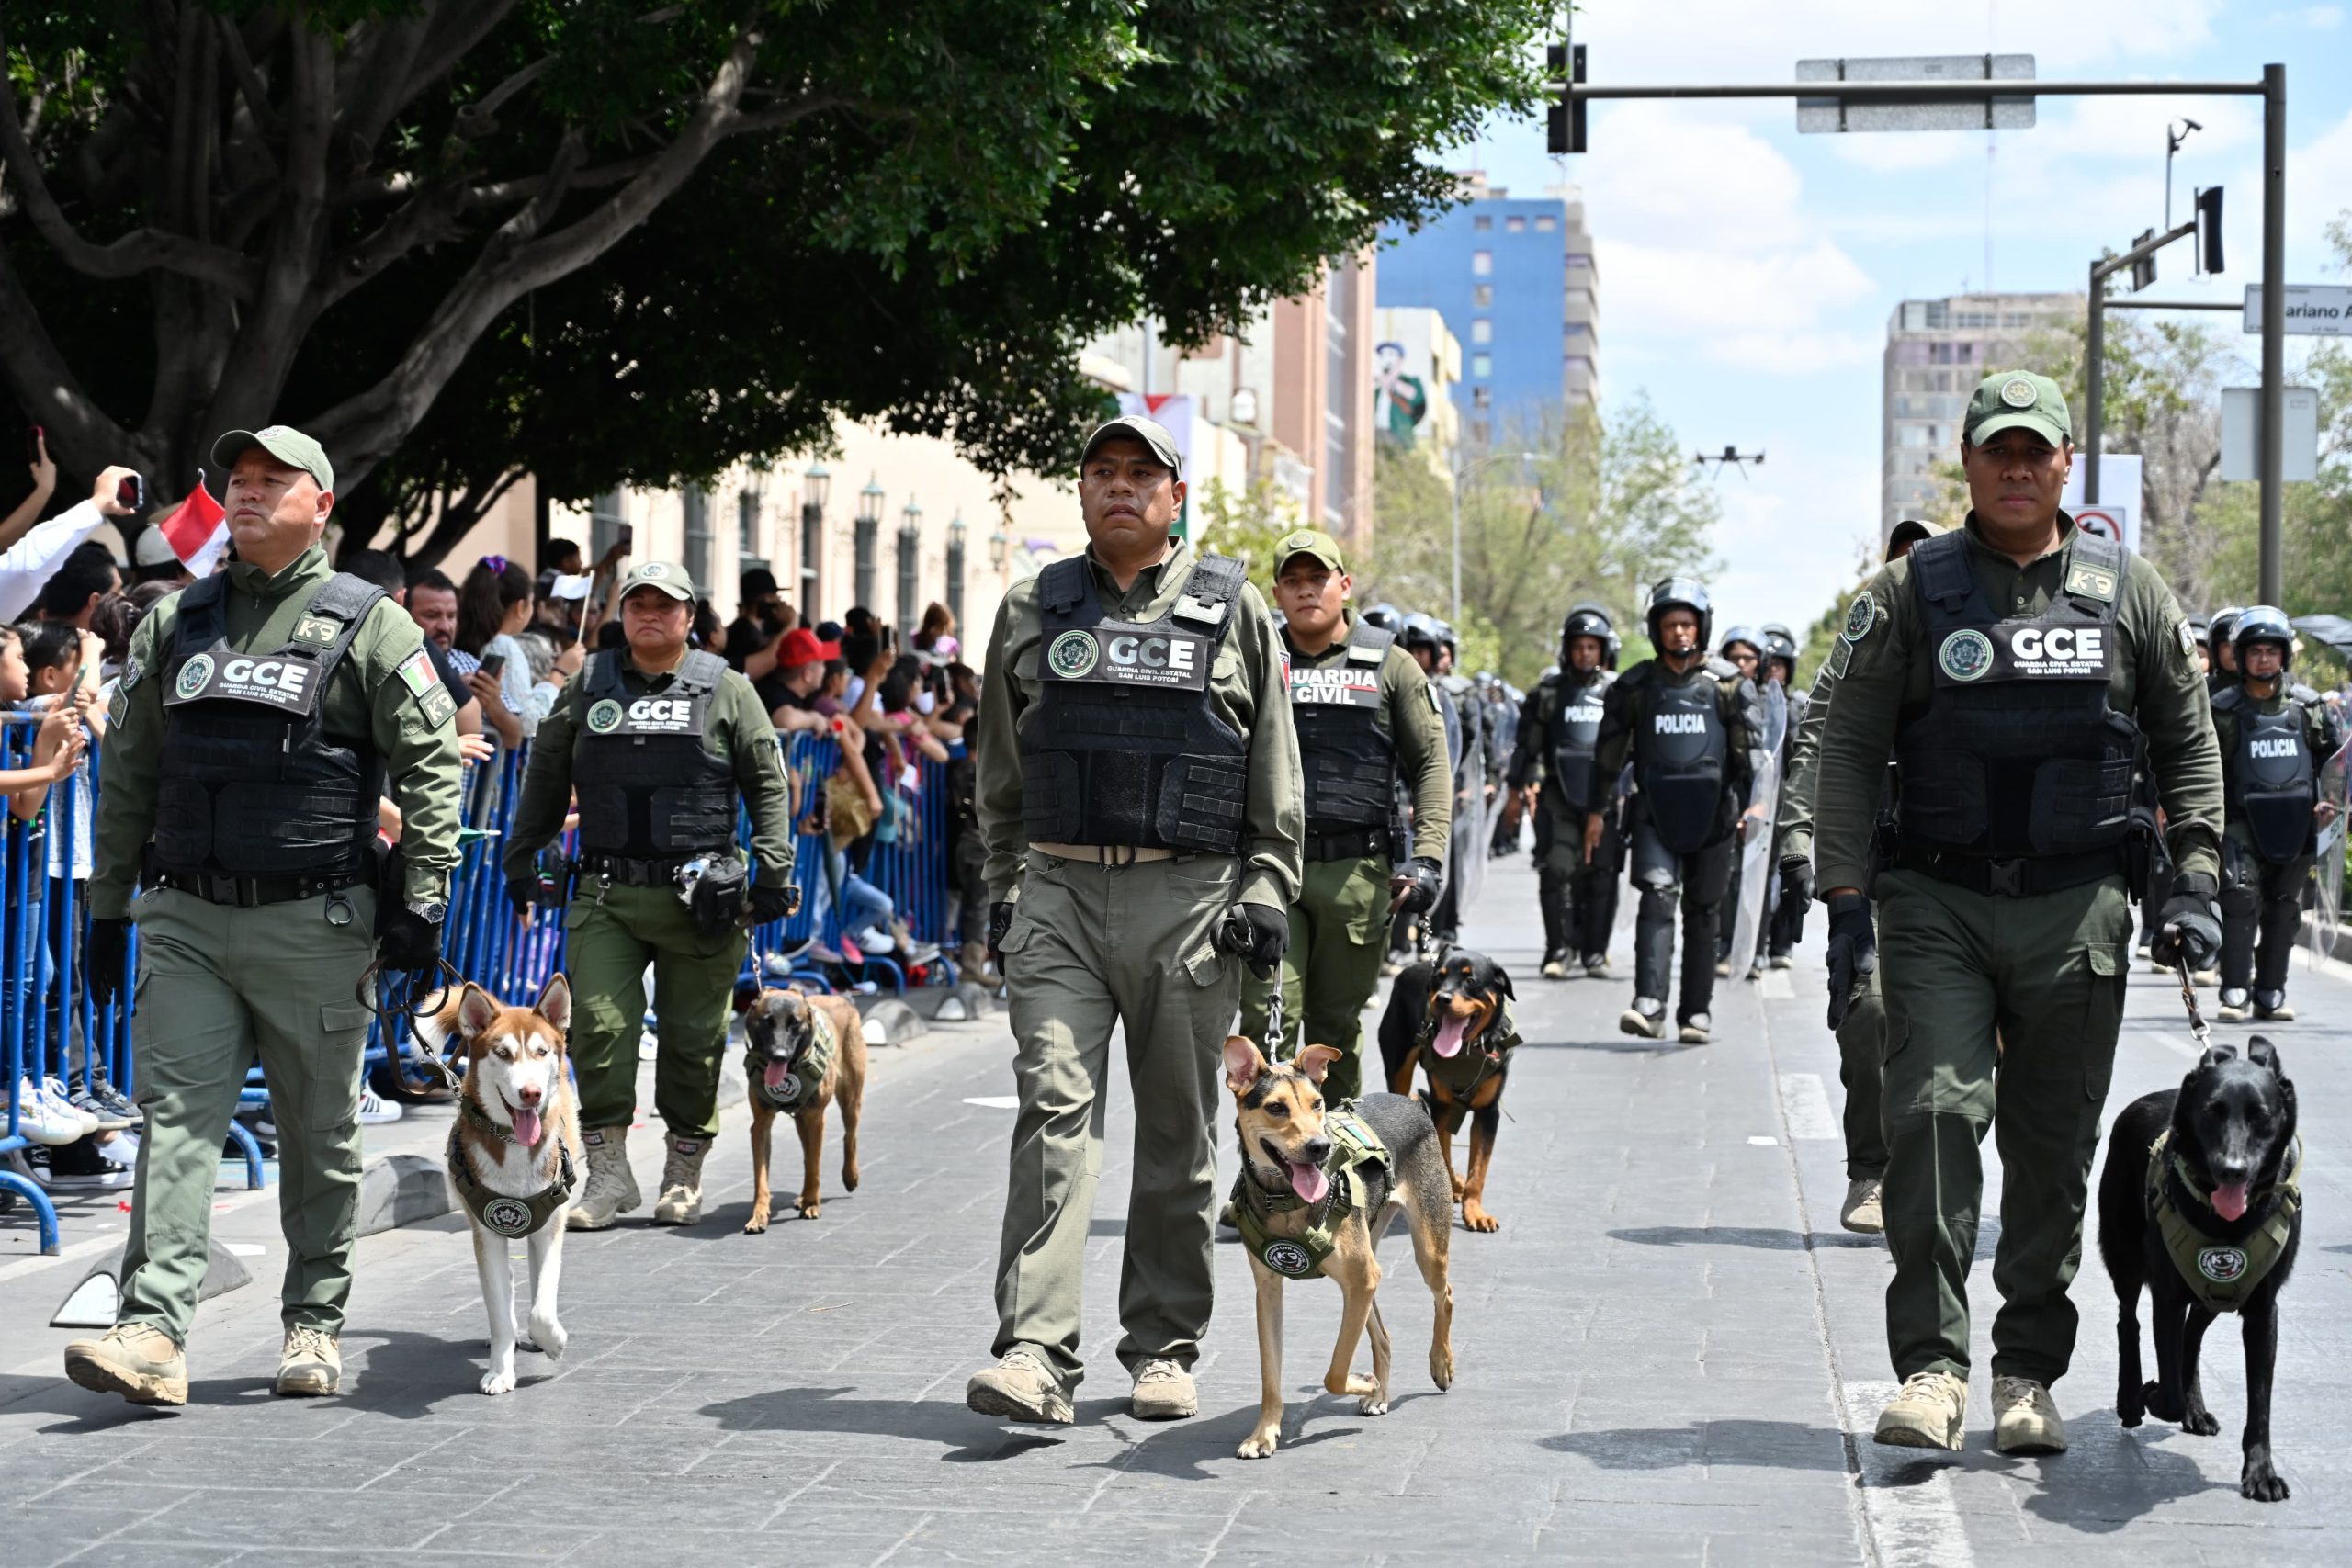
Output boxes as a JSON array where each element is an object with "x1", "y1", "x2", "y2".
[{"x1": 0, "y1": 1, "x2": 1552, "y2": 558}]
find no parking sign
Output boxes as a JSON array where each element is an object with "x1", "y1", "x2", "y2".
[{"x1": 2072, "y1": 503, "x2": 2137, "y2": 554}]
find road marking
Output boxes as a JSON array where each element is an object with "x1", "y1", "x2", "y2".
[
  {"x1": 1747, "y1": 1135, "x2": 1780, "y2": 1146},
  {"x1": 1759, "y1": 966, "x2": 1794, "y2": 998},
  {"x1": 0, "y1": 1233, "x2": 118, "y2": 1284},
  {"x1": 1843, "y1": 1380, "x2": 1978, "y2": 1568},
  {"x1": 1777, "y1": 1073, "x2": 1841, "y2": 1140},
  {"x1": 962, "y1": 1096, "x2": 1018, "y2": 1110}
]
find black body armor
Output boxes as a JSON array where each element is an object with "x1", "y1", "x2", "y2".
[
  {"x1": 2216, "y1": 686, "x2": 2316, "y2": 863},
  {"x1": 1544, "y1": 671, "x2": 1611, "y2": 812},
  {"x1": 153, "y1": 572, "x2": 387, "y2": 879},
  {"x1": 572, "y1": 649, "x2": 738, "y2": 860},
  {"x1": 1634, "y1": 668, "x2": 1728, "y2": 856},
  {"x1": 1894, "y1": 530, "x2": 2134, "y2": 883},
  {"x1": 1291, "y1": 619, "x2": 1396, "y2": 837},
  {"x1": 1020, "y1": 554, "x2": 1250, "y2": 854}
]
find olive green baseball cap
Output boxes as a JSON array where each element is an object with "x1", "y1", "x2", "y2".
[
  {"x1": 210, "y1": 424, "x2": 334, "y2": 492},
  {"x1": 1080, "y1": 414, "x2": 1182, "y2": 474},
  {"x1": 1273, "y1": 526, "x2": 1348, "y2": 574},
  {"x1": 1885, "y1": 518, "x2": 1945, "y2": 558},
  {"x1": 616, "y1": 559, "x2": 695, "y2": 602},
  {"x1": 1963, "y1": 372, "x2": 2071, "y2": 447}
]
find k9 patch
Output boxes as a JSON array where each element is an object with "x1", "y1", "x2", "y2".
[
  {"x1": 1043, "y1": 626, "x2": 1213, "y2": 690},
  {"x1": 1933, "y1": 621, "x2": 2115, "y2": 687}
]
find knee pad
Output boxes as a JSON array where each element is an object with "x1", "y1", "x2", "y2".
[{"x1": 1637, "y1": 885, "x2": 1679, "y2": 922}]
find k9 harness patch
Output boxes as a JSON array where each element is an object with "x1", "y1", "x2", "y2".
[
  {"x1": 1044, "y1": 626, "x2": 1213, "y2": 690},
  {"x1": 1934, "y1": 622, "x2": 2114, "y2": 686}
]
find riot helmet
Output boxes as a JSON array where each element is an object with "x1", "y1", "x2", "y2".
[
  {"x1": 1645, "y1": 577, "x2": 1713, "y2": 656},
  {"x1": 1760, "y1": 623, "x2": 1800, "y2": 681},
  {"x1": 1360, "y1": 602, "x2": 1403, "y2": 632},
  {"x1": 2208, "y1": 606, "x2": 2244, "y2": 667},
  {"x1": 1561, "y1": 603, "x2": 1613, "y2": 669},
  {"x1": 1717, "y1": 624, "x2": 1763, "y2": 660},
  {"x1": 2232, "y1": 604, "x2": 2294, "y2": 671},
  {"x1": 1398, "y1": 612, "x2": 1444, "y2": 651}
]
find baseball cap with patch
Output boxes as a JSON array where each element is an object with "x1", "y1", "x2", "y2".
[
  {"x1": 1273, "y1": 527, "x2": 1348, "y2": 574},
  {"x1": 1080, "y1": 414, "x2": 1182, "y2": 475},
  {"x1": 1963, "y1": 372, "x2": 2071, "y2": 447},
  {"x1": 210, "y1": 424, "x2": 334, "y2": 493},
  {"x1": 617, "y1": 560, "x2": 695, "y2": 602}
]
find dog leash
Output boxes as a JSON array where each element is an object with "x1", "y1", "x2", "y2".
[
  {"x1": 1264, "y1": 973, "x2": 1289, "y2": 1064},
  {"x1": 356, "y1": 958, "x2": 466, "y2": 1090},
  {"x1": 2175, "y1": 958, "x2": 2212, "y2": 1053}
]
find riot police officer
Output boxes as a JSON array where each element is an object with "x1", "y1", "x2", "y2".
[
  {"x1": 2211, "y1": 605, "x2": 2340, "y2": 1021},
  {"x1": 1510, "y1": 604, "x2": 1619, "y2": 978},
  {"x1": 1713, "y1": 625, "x2": 1768, "y2": 977},
  {"x1": 1240, "y1": 528, "x2": 1450, "y2": 1096},
  {"x1": 1812, "y1": 371, "x2": 2222, "y2": 1456},
  {"x1": 1584, "y1": 579, "x2": 1758, "y2": 1043},
  {"x1": 67, "y1": 425, "x2": 462, "y2": 1405},
  {"x1": 2206, "y1": 606, "x2": 2244, "y2": 694},
  {"x1": 1399, "y1": 613, "x2": 1473, "y2": 943},
  {"x1": 503, "y1": 561, "x2": 798, "y2": 1230},
  {"x1": 967, "y1": 414, "x2": 1300, "y2": 1427}
]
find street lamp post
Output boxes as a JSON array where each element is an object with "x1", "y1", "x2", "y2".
[
  {"x1": 1449, "y1": 449, "x2": 1544, "y2": 628},
  {"x1": 945, "y1": 513, "x2": 967, "y2": 629},
  {"x1": 854, "y1": 474, "x2": 884, "y2": 610},
  {"x1": 898, "y1": 497, "x2": 923, "y2": 638},
  {"x1": 800, "y1": 462, "x2": 830, "y2": 619}
]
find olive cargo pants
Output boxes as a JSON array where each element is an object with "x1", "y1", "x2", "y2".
[
  {"x1": 566, "y1": 882, "x2": 747, "y2": 1139},
  {"x1": 1236, "y1": 853, "x2": 1389, "y2": 1100},
  {"x1": 993, "y1": 850, "x2": 1241, "y2": 1387},
  {"x1": 118, "y1": 886, "x2": 377, "y2": 1342},
  {"x1": 1875, "y1": 868, "x2": 2132, "y2": 1387},
  {"x1": 1832, "y1": 921, "x2": 1889, "y2": 1183}
]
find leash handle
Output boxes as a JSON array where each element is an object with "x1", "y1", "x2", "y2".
[{"x1": 2175, "y1": 958, "x2": 2211, "y2": 1052}]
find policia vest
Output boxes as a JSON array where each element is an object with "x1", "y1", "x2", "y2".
[
  {"x1": 2147, "y1": 1128, "x2": 2302, "y2": 1313},
  {"x1": 2214, "y1": 685, "x2": 2318, "y2": 864},
  {"x1": 572, "y1": 649, "x2": 738, "y2": 863},
  {"x1": 1893, "y1": 529, "x2": 2135, "y2": 893},
  {"x1": 1228, "y1": 1109, "x2": 1390, "y2": 1278},
  {"x1": 153, "y1": 572, "x2": 388, "y2": 881},
  {"x1": 1021, "y1": 554, "x2": 1250, "y2": 855},
  {"x1": 1290, "y1": 619, "x2": 1397, "y2": 849},
  {"x1": 1634, "y1": 669, "x2": 1728, "y2": 856},
  {"x1": 1542, "y1": 671, "x2": 1611, "y2": 812}
]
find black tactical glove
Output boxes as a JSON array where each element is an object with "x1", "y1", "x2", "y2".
[
  {"x1": 506, "y1": 874, "x2": 537, "y2": 919},
  {"x1": 1824, "y1": 891, "x2": 1876, "y2": 1032},
  {"x1": 987, "y1": 900, "x2": 1015, "y2": 964},
  {"x1": 1777, "y1": 857, "x2": 1815, "y2": 928},
  {"x1": 378, "y1": 905, "x2": 443, "y2": 978},
  {"x1": 1395, "y1": 856, "x2": 1444, "y2": 915},
  {"x1": 749, "y1": 882, "x2": 801, "y2": 926},
  {"x1": 2152, "y1": 871, "x2": 2222, "y2": 971},
  {"x1": 1217, "y1": 901, "x2": 1290, "y2": 978},
  {"x1": 85, "y1": 917, "x2": 130, "y2": 1009}
]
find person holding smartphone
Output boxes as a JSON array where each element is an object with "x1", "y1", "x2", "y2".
[{"x1": 0, "y1": 442, "x2": 141, "y2": 621}]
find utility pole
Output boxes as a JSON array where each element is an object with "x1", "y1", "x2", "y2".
[{"x1": 2260, "y1": 63, "x2": 2286, "y2": 604}]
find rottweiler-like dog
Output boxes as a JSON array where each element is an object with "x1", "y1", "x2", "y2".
[
  {"x1": 2098, "y1": 1036, "x2": 2301, "y2": 1502},
  {"x1": 1377, "y1": 948, "x2": 1518, "y2": 1233}
]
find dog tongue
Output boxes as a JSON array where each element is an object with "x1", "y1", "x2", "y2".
[
  {"x1": 1288, "y1": 1161, "x2": 1329, "y2": 1203},
  {"x1": 509, "y1": 1106, "x2": 542, "y2": 1148},
  {"x1": 764, "y1": 1060, "x2": 794, "y2": 1093},
  {"x1": 1431, "y1": 1013, "x2": 1469, "y2": 1059},
  {"x1": 2212, "y1": 1183, "x2": 2250, "y2": 1221}
]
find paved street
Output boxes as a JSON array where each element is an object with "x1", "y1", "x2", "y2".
[{"x1": 5, "y1": 855, "x2": 2350, "y2": 1565}]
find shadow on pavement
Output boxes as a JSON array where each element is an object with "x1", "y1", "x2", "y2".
[
  {"x1": 1541, "y1": 1417, "x2": 1851, "y2": 1472},
  {"x1": 1516, "y1": 1038, "x2": 1680, "y2": 1056},
  {"x1": 2007, "y1": 1426, "x2": 2233, "y2": 1533},
  {"x1": 699, "y1": 1383, "x2": 1089, "y2": 1461},
  {"x1": 1084, "y1": 1390, "x2": 1442, "y2": 1481},
  {"x1": 1608, "y1": 1225, "x2": 1883, "y2": 1252}
]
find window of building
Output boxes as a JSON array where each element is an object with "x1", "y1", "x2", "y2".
[
  {"x1": 1471, "y1": 353, "x2": 1492, "y2": 379},
  {"x1": 681, "y1": 485, "x2": 710, "y2": 589},
  {"x1": 1564, "y1": 321, "x2": 1589, "y2": 338},
  {"x1": 1473, "y1": 285, "x2": 1493, "y2": 308},
  {"x1": 1565, "y1": 252, "x2": 1594, "y2": 268},
  {"x1": 1534, "y1": 213, "x2": 1557, "y2": 231},
  {"x1": 1505, "y1": 215, "x2": 1526, "y2": 233},
  {"x1": 1471, "y1": 319, "x2": 1492, "y2": 344},
  {"x1": 737, "y1": 488, "x2": 763, "y2": 570},
  {"x1": 1474, "y1": 215, "x2": 1493, "y2": 231},
  {"x1": 1472, "y1": 250, "x2": 1492, "y2": 276},
  {"x1": 1899, "y1": 424, "x2": 1934, "y2": 447},
  {"x1": 1472, "y1": 386, "x2": 1492, "y2": 411}
]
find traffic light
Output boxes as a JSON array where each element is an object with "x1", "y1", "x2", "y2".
[
  {"x1": 1546, "y1": 43, "x2": 1587, "y2": 154},
  {"x1": 2131, "y1": 228, "x2": 2157, "y2": 292},
  {"x1": 2197, "y1": 186, "x2": 2224, "y2": 275}
]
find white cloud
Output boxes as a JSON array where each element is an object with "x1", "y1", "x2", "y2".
[
  {"x1": 2265, "y1": 5, "x2": 2343, "y2": 27},
  {"x1": 1567, "y1": 0, "x2": 2228, "y2": 76},
  {"x1": 1708, "y1": 451, "x2": 1889, "y2": 627}
]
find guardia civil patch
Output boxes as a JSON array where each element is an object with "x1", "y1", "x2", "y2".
[
  {"x1": 1046, "y1": 629, "x2": 1100, "y2": 679},
  {"x1": 2000, "y1": 376, "x2": 2039, "y2": 408},
  {"x1": 1937, "y1": 628, "x2": 1996, "y2": 682},
  {"x1": 175, "y1": 654, "x2": 214, "y2": 700},
  {"x1": 393, "y1": 648, "x2": 437, "y2": 697},
  {"x1": 586, "y1": 698, "x2": 624, "y2": 734},
  {"x1": 119, "y1": 656, "x2": 141, "y2": 691},
  {"x1": 2197, "y1": 1245, "x2": 2249, "y2": 1285},
  {"x1": 1261, "y1": 1239, "x2": 1314, "y2": 1277},
  {"x1": 1841, "y1": 592, "x2": 1876, "y2": 643}
]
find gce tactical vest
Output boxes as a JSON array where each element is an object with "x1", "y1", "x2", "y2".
[
  {"x1": 1894, "y1": 529, "x2": 2135, "y2": 864},
  {"x1": 1634, "y1": 668, "x2": 1728, "y2": 855},
  {"x1": 153, "y1": 572, "x2": 388, "y2": 878},
  {"x1": 2215, "y1": 685, "x2": 2317, "y2": 863},
  {"x1": 1290, "y1": 620, "x2": 1396, "y2": 836},
  {"x1": 1543, "y1": 671, "x2": 1611, "y2": 810},
  {"x1": 572, "y1": 649, "x2": 738, "y2": 861},
  {"x1": 1020, "y1": 554, "x2": 1250, "y2": 855}
]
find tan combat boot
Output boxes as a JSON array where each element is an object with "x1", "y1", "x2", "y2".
[
  {"x1": 566, "y1": 1124, "x2": 642, "y2": 1230},
  {"x1": 275, "y1": 1325, "x2": 341, "y2": 1397},
  {"x1": 1130, "y1": 1358, "x2": 1198, "y2": 1420},
  {"x1": 1992, "y1": 1376, "x2": 2068, "y2": 1454},
  {"x1": 652, "y1": 1134, "x2": 708, "y2": 1225},
  {"x1": 965, "y1": 1347, "x2": 1073, "y2": 1425},
  {"x1": 1875, "y1": 1370, "x2": 1968, "y2": 1450},
  {"x1": 62, "y1": 1323, "x2": 187, "y2": 1406},
  {"x1": 1839, "y1": 1178, "x2": 1884, "y2": 1235}
]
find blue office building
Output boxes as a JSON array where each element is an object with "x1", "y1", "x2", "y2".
[{"x1": 1376, "y1": 178, "x2": 1598, "y2": 446}]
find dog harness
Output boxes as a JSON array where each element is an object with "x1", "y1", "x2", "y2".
[
  {"x1": 447, "y1": 1100, "x2": 578, "y2": 1239},
  {"x1": 746, "y1": 1005, "x2": 836, "y2": 1111},
  {"x1": 1229, "y1": 1109, "x2": 1389, "y2": 1279},
  {"x1": 2146, "y1": 1128, "x2": 2303, "y2": 1312},
  {"x1": 1414, "y1": 998, "x2": 1522, "y2": 1135}
]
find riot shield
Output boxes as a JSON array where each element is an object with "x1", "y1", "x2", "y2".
[
  {"x1": 1451, "y1": 723, "x2": 1491, "y2": 916},
  {"x1": 1725, "y1": 682, "x2": 1790, "y2": 979},
  {"x1": 2311, "y1": 741, "x2": 2348, "y2": 963}
]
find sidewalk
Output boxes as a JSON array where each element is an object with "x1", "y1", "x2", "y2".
[{"x1": 1, "y1": 856, "x2": 2346, "y2": 1564}]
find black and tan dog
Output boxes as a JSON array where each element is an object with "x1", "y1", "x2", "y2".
[
  {"x1": 1225, "y1": 1036, "x2": 1454, "y2": 1460},
  {"x1": 742, "y1": 988, "x2": 868, "y2": 1230},
  {"x1": 1377, "y1": 948, "x2": 1520, "y2": 1232},
  {"x1": 2098, "y1": 1036, "x2": 2302, "y2": 1501}
]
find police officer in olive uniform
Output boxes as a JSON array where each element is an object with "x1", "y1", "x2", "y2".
[
  {"x1": 66, "y1": 426, "x2": 463, "y2": 1406},
  {"x1": 1585, "y1": 579, "x2": 1758, "y2": 1045},
  {"x1": 503, "y1": 562, "x2": 797, "y2": 1230},
  {"x1": 967, "y1": 415, "x2": 1300, "y2": 1427},
  {"x1": 1239, "y1": 528, "x2": 1449, "y2": 1098},
  {"x1": 1812, "y1": 372, "x2": 2223, "y2": 1456},
  {"x1": 2211, "y1": 605, "x2": 2341, "y2": 1022},
  {"x1": 1510, "y1": 604, "x2": 1619, "y2": 979}
]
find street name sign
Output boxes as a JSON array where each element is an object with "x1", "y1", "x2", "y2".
[
  {"x1": 2243, "y1": 285, "x2": 2352, "y2": 336},
  {"x1": 1796, "y1": 55, "x2": 2036, "y2": 133}
]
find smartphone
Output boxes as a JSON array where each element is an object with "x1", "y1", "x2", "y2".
[
  {"x1": 117, "y1": 472, "x2": 144, "y2": 512},
  {"x1": 25, "y1": 425, "x2": 42, "y2": 465},
  {"x1": 479, "y1": 652, "x2": 508, "y2": 679},
  {"x1": 616, "y1": 523, "x2": 634, "y2": 553}
]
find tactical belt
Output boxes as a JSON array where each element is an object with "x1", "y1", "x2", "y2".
[
  {"x1": 578, "y1": 852, "x2": 696, "y2": 886},
  {"x1": 1893, "y1": 843, "x2": 2125, "y2": 898},
  {"x1": 152, "y1": 867, "x2": 370, "y2": 908},
  {"x1": 1030, "y1": 841, "x2": 1178, "y2": 865},
  {"x1": 1305, "y1": 828, "x2": 1390, "y2": 863}
]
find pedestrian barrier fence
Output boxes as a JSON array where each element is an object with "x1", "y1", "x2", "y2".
[{"x1": 4, "y1": 715, "x2": 968, "y2": 1254}]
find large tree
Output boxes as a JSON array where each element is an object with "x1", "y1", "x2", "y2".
[{"x1": 0, "y1": 2, "x2": 1550, "y2": 554}]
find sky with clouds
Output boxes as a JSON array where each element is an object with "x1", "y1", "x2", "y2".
[{"x1": 1445, "y1": 0, "x2": 2352, "y2": 631}]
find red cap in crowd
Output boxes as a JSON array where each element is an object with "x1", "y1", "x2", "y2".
[{"x1": 780, "y1": 627, "x2": 839, "y2": 668}]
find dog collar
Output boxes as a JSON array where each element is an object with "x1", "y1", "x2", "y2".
[
  {"x1": 447, "y1": 1123, "x2": 578, "y2": 1239},
  {"x1": 2145, "y1": 1129, "x2": 2303, "y2": 1312},
  {"x1": 747, "y1": 1007, "x2": 835, "y2": 1111},
  {"x1": 1228, "y1": 1110, "x2": 1389, "y2": 1279}
]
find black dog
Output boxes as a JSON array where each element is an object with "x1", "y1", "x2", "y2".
[
  {"x1": 1378, "y1": 948, "x2": 1518, "y2": 1232},
  {"x1": 2098, "y1": 1037, "x2": 2301, "y2": 1501}
]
